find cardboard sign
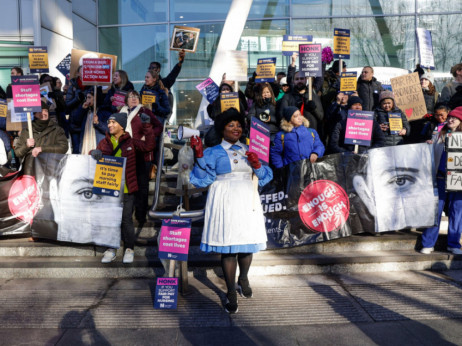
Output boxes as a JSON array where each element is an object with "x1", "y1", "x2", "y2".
[
  {"x1": 219, "y1": 51, "x2": 248, "y2": 82},
  {"x1": 445, "y1": 133, "x2": 462, "y2": 191},
  {"x1": 282, "y1": 35, "x2": 313, "y2": 56},
  {"x1": 389, "y1": 113, "x2": 403, "y2": 134},
  {"x1": 196, "y1": 78, "x2": 219, "y2": 104},
  {"x1": 447, "y1": 152, "x2": 462, "y2": 171},
  {"x1": 70, "y1": 48, "x2": 117, "y2": 81},
  {"x1": 255, "y1": 58, "x2": 276, "y2": 83},
  {"x1": 340, "y1": 72, "x2": 357, "y2": 94},
  {"x1": 56, "y1": 53, "x2": 71, "y2": 81},
  {"x1": 141, "y1": 91, "x2": 156, "y2": 106},
  {"x1": 333, "y1": 28, "x2": 350, "y2": 59},
  {"x1": 390, "y1": 72, "x2": 427, "y2": 121},
  {"x1": 158, "y1": 218, "x2": 192, "y2": 261},
  {"x1": 249, "y1": 117, "x2": 271, "y2": 164},
  {"x1": 81, "y1": 58, "x2": 113, "y2": 86},
  {"x1": 446, "y1": 171, "x2": 462, "y2": 191},
  {"x1": 28, "y1": 46, "x2": 49, "y2": 73},
  {"x1": 92, "y1": 156, "x2": 126, "y2": 197},
  {"x1": 416, "y1": 28, "x2": 435, "y2": 70},
  {"x1": 344, "y1": 110, "x2": 374, "y2": 146},
  {"x1": 112, "y1": 91, "x2": 127, "y2": 107},
  {"x1": 446, "y1": 132, "x2": 462, "y2": 150},
  {"x1": 11, "y1": 75, "x2": 41, "y2": 113},
  {"x1": 220, "y1": 92, "x2": 240, "y2": 113},
  {"x1": 154, "y1": 277, "x2": 178, "y2": 309},
  {"x1": 0, "y1": 99, "x2": 6, "y2": 118},
  {"x1": 299, "y1": 44, "x2": 322, "y2": 78}
]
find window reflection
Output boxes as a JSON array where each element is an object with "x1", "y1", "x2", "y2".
[{"x1": 99, "y1": 0, "x2": 167, "y2": 25}]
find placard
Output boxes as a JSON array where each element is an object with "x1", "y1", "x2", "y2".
[
  {"x1": 28, "y1": 46, "x2": 49, "y2": 73},
  {"x1": 56, "y1": 53, "x2": 71, "y2": 81},
  {"x1": 112, "y1": 91, "x2": 127, "y2": 107},
  {"x1": 141, "y1": 90, "x2": 156, "y2": 106},
  {"x1": 299, "y1": 44, "x2": 322, "y2": 78},
  {"x1": 218, "y1": 51, "x2": 248, "y2": 82},
  {"x1": 81, "y1": 58, "x2": 113, "y2": 86},
  {"x1": 255, "y1": 57, "x2": 276, "y2": 83},
  {"x1": 92, "y1": 156, "x2": 126, "y2": 197},
  {"x1": 220, "y1": 92, "x2": 240, "y2": 113},
  {"x1": 333, "y1": 28, "x2": 350, "y2": 59},
  {"x1": 447, "y1": 152, "x2": 462, "y2": 171},
  {"x1": 389, "y1": 113, "x2": 403, "y2": 135},
  {"x1": 446, "y1": 132, "x2": 462, "y2": 150},
  {"x1": 154, "y1": 277, "x2": 178, "y2": 309},
  {"x1": 158, "y1": 218, "x2": 192, "y2": 261},
  {"x1": 445, "y1": 132, "x2": 462, "y2": 191},
  {"x1": 249, "y1": 117, "x2": 270, "y2": 164},
  {"x1": 170, "y1": 26, "x2": 200, "y2": 53},
  {"x1": 11, "y1": 75, "x2": 41, "y2": 113},
  {"x1": 390, "y1": 72, "x2": 427, "y2": 121},
  {"x1": 282, "y1": 35, "x2": 313, "y2": 56},
  {"x1": 0, "y1": 99, "x2": 6, "y2": 118},
  {"x1": 6, "y1": 99, "x2": 27, "y2": 131},
  {"x1": 195, "y1": 78, "x2": 219, "y2": 104},
  {"x1": 340, "y1": 72, "x2": 358, "y2": 94},
  {"x1": 344, "y1": 110, "x2": 374, "y2": 146},
  {"x1": 70, "y1": 48, "x2": 118, "y2": 81},
  {"x1": 40, "y1": 82, "x2": 57, "y2": 111},
  {"x1": 416, "y1": 28, "x2": 435, "y2": 70}
]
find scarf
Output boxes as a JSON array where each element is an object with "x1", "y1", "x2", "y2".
[
  {"x1": 81, "y1": 109, "x2": 97, "y2": 155},
  {"x1": 120, "y1": 104, "x2": 142, "y2": 137},
  {"x1": 33, "y1": 119, "x2": 49, "y2": 133}
]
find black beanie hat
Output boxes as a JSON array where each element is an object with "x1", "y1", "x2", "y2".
[
  {"x1": 347, "y1": 96, "x2": 363, "y2": 109},
  {"x1": 282, "y1": 106, "x2": 299, "y2": 122},
  {"x1": 108, "y1": 112, "x2": 128, "y2": 130},
  {"x1": 214, "y1": 107, "x2": 245, "y2": 135}
]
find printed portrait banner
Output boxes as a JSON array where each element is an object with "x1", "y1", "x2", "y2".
[
  {"x1": 81, "y1": 58, "x2": 113, "y2": 86},
  {"x1": 112, "y1": 90, "x2": 127, "y2": 107},
  {"x1": 0, "y1": 99, "x2": 6, "y2": 118},
  {"x1": 195, "y1": 78, "x2": 220, "y2": 104},
  {"x1": 299, "y1": 44, "x2": 322, "y2": 78},
  {"x1": 56, "y1": 53, "x2": 71, "y2": 81},
  {"x1": 389, "y1": 113, "x2": 403, "y2": 134},
  {"x1": 11, "y1": 75, "x2": 41, "y2": 113},
  {"x1": 344, "y1": 110, "x2": 374, "y2": 146},
  {"x1": 340, "y1": 72, "x2": 358, "y2": 94},
  {"x1": 249, "y1": 117, "x2": 271, "y2": 164},
  {"x1": 333, "y1": 28, "x2": 350, "y2": 59},
  {"x1": 220, "y1": 92, "x2": 240, "y2": 113},
  {"x1": 93, "y1": 156, "x2": 126, "y2": 197},
  {"x1": 155, "y1": 277, "x2": 178, "y2": 309},
  {"x1": 416, "y1": 28, "x2": 435, "y2": 70},
  {"x1": 282, "y1": 35, "x2": 313, "y2": 56},
  {"x1": 255, "y1": 58, "x2": 277, "y2": 83},
  {"x1": 390, "y1": 72, "x2": 427, "y2": 121},
  {"x1": 158, "y1": 218, "x2": 192, "y2": 261},
  {"x1": 28, "y1": 46, "x2": 49, "y2": 73}
]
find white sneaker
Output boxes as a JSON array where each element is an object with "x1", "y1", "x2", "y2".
[
  {"x1": 447, "y1": 247, "x2": 462, "y2": 255},
  {"x1": 123, "y1": 248, "x2": 134, "y2": 263},
  {"x1": 420, "y1": 247, "x2": 434, "y2": 254},
  {"x1": 101, "y1": 249, "x2": 116, "y2": 263}
]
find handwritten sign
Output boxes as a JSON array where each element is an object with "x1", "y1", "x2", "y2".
[
  {"x1": 220, "y1": 92, "x2": 240, "y2": 113},
  {"x1": 299, "y1": 44, "x2": 322, "y2": 78},
  {"x1": 196, "y1": 78, "x2": 220, "y2": 104},
  {"x1": 81, "y1": 58, "x2": 113, "y2": 86},
  {"x1": 92, "y1": 156, "x2": 126, "y2": 197},
  {"x1": 219, "y1": 50, "x2": 248, "y2": 81},
  {"x1": 344, "y1": 110, "x2": 374, "y2": 146},
  {"x1": 446, "y1": 133, "x2": 462, "y2": 191},
  {"x1": 390, "y1": 72, "x2": 427, "y2": 121},
  {"x1": 340, "y1": 72, "x2": 357, "y2": 94},
  {"x1": 28, "y1": 46, "x2": 49, "y2": 73},
  {"x1": 416, "y1": 28, "x2": 435, "y2": 70},
  {"x1": 446, "y1": 171, "x2": 462, "y2": 191},
  {"x1": 0, "y1": 99, "x2": 6, "y2": 118},
  {"x1": 154, "y1": 277, "x2": 178, "y2": 309},
  {"x1": 333, "y1": 28, "x2": 350, "y2": 59},
  {"x1": 255, "y1": 58, "x2": 276, "y2": 83},
  {"x1": 112, "y1": 91, "x2": 127, "y2": 107},
  {"x1": 249, "y1": 117, "x2": 270, "y2": 164},
  {"x1": 389, "y1": 113, "x2": 403, "y2": 134},
  {"x1": 11, "y1": 75, "x2": 41, "y2": 113},
  {"x1": 282, "y1": 35, "x2": 313, "y2": 56},
  {"x1": 141, "y1": 90, "x2": 156, "y2": 106}
]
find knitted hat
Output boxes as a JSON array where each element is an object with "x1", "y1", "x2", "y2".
[
  {"x1": 420, "y1": 72, "x2": 434, "y2": 85},
  {"x1": 108, "y1": 112, "x2": 128, "y2": 130},
  {"x1": 347, "y1": 96, "x2": 363, "y2": 109},
  {"x1": 379, "y1": 90, "x2": 395, "y2": 104},
  {"x1": 280, "y1": 77, "x2": 288, "y2": 86},
  {"x1": 448, "y1": 107, "x2": 462, "y2": 122},
  {"x1": 282, "y1": 106, "x2": 299, "y2": 122}
]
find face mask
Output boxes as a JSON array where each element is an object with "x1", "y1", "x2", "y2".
[{"x1": 263, "y1": 97, "x2": 271, "y2": 104}]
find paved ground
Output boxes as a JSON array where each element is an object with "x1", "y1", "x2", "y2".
[{"x1": 1, "y1": 271, "x2": 462, "y2": 345}]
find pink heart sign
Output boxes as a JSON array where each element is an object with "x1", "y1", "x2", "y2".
[{"x1": 405, "y1": 108, "x2": 413, "y2": 118}]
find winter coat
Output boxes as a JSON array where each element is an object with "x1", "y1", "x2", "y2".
[
  {"x1": 160, "y1": 63, "x2": 182, "y2": 90},
  {"x1": 324, "y1": 102, "x2": 348, "y2": 144},
  {"x1": 448, "y1": 85, "x2": 462, "y2": 110},
  {"x1": 374, "y1": 106, "x2": 411, "y2": 146},
  {"x1": 139, "y1": 84, "x2": 171, "y2": 118},
  {"x1": 270, "y1": 117, "x2": 325, "y2": 169},
  {"x1": 247, "y1": 101, "x2": 280, "y2": 136},
  {"x1": 422, "y1": 88, "x2": 438, "y2": 114},
  {"x1": 279, "y1": 90, "x2": 324, "y2": 133},
  {"x1": 441, "y1": 81, "x2": 462, "y2": 104},
  {"x1": 357, "y1": 77, "x2": 384, "y2": 111},
  {"x1": 101, "y1": 81, "x2": 135, "y2": 114},
  {"x1": 420, "y1": 117, "x2": 445, "y2": 141}
]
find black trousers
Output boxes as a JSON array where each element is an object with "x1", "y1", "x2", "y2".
[
  {"x1": 122, "y1": 193, "x2": 135, "y2": 249},
  {"x1": 134, "y1": 158, "x2": 151, "y2": 223}
]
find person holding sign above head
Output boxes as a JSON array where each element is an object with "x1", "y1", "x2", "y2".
[
  {"x1": 148, "y1": 49, "x2": 185, "y2": 91},
  {"x1": 92, "y1": 112, "x2": 155, "y2": 263},
  {"x1": 139, "y1": 70, "x2": 171, "y2": 123},
  {"x1": 374, "y1": 90, "x2": 410, "y2": 146},
  {"x1": 189, "y1": 108, "x2": 273, "y2": 314},
  {"x1": 421, "y1": 107, "x2": 462, "y2": 255}
]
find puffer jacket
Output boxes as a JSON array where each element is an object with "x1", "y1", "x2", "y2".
[
  {"x1": 374, "y1": 106, "x2": 411, "y2": 146},
  {"x1": 357, "y1": 77, "x2": 384, "y2": 111}
]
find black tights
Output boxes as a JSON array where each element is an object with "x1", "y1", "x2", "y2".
[{"x1": 221, "y1": 253, "x2": 253, "y2": 294}]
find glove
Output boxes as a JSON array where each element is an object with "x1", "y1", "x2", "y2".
[
  {"x1": 140, "y1": 113, "x2": 151, "y2": 124},
  {"x1": 305, "y1": 100, "x2": 317, "y2": 112},
  {"x1": 91, "y1": 149, "x2": 103, "y2": 161},
  {"x1": 47, "y1": 91, "x2": 56, "y2": 99},
  {"x1": 245, "y1": 151, "x2": 261, "y2": 169},
  {"x1": 190, "y1": 136, "x2": 203, "y2": 158}
]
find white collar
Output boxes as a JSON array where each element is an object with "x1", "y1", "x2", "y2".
[{"x1": 220, "y1": 139, "x2": 245, "y2": 150}]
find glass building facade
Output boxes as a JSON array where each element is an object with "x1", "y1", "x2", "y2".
[{"x1": 98, "y1": 0, "x2": 462, "y2": 126}]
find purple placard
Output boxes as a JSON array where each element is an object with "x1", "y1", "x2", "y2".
[
  {"x1": 249, "y1": 117, "x2": 270, "y2": 164},
  {"x1": 344, "y1": 110, "x2": 374, "y2": 146},
  {"x1": 112, "y1": 90, "x2": 127, "y2": 107},
  {"x1": 299, "y1": 44, "x2": 322, "y2": 78},
  {"x1": 154, "y1": 277, "x2": 178, "y2": 309},
  {"x1": 196, "y1": 78, "x2": 219, "y2": 104},
  {"x1": 11, "y1": 75, "x2": 41, "y2": 113},
  {"x1": 158, "y1": 218, "x2": 192, "y2": 261}
]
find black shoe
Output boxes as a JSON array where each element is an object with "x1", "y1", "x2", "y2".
[
  {"x1": 237, "y1": 277, "x2": 253, "y2": 298},
  {"x1": 224, "y1": 291, "x2": 238, "y2": 314}
]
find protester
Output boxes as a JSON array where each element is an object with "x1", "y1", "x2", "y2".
[
  {"x1": 101, "y1": 70, "x2": 134, "y2": 114},
  {"x1": 323, "y1": 91, "x2": 349, "y2": 144},
  {"x1": 247, "y1": 82, "x2": 279, "y2": 142},
  {"x1": 440, "y1": 63, "x2": 462, "y2": 104},
  {"x1": 14, "y1": 101, "x2": 68, "y2": 159},
  {"x1": 189, "y1": 108, "x2": 273, "y2": 314},
  {"x1": 148, "y1": 50, "x2": 186, "y2": 90},
  {"x1": 139, "y1": 70, "x2": 171, "y2": 122},
  {"x1": 321, "y1": 59, "x2": 346, "y2": 111},
  {"x1": 421, "y1": 107, "x2": 462, "y2": 255},
  {"x1": 357, "y1": 66, "x2": 384, "y2": 111},
  {"x1": 6, "y1": 67, "x2": 24, "y2": 99},
  {"x1": 41, "y1": 74, "x2": 67, "y2": 135},
  {"x1": 374, "y1": 90, "x2": 410, "y2": 146},
  {"x1": 420, "y1": 72, "x2": 439, "y2": 114},
  {"x1": 420, "y1": 103, "x2": 449, "y2": 141},
  {"x1": 93, "y1": 112, "x2": 155, "y2": 263},
  {"x1": 271, "y1": 106, "x2": 325, "y2": 169}
]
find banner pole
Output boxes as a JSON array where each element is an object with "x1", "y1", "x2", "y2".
[
  {"x1": 169, "y1": 259, "x2": 176, "y2": 277},
  {"x1": 354, "y1": 144, "x2": 358, "y2": 154},
  {"x1": 308, "y1": 77, "x2": 313, "y2": 101},
  {"x1": 339, "y1": 58, "x2": 343, "y2": 76},
  {"x1": 27, "y1": 112, "x2": 33, "y2": 139},
  {"x1": 94, "y1": 85, "x2": 98, "y2": 115}
]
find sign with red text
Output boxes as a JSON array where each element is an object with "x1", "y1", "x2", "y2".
[
  {"x1": 158, "y1": 218, "x2": 192, "y2": 261},
  {"x1": 81, "y1": 58, "x2": 113, "y2": 86},
  {"x1": 154, "y1": 278, "x2": 178, "y2": 309},
  {"x1": 11, "y1": 76, "x2": 41, "y2": 113},
  {"x1": 345, "y1": 110, "x2": 374, "y2": 146},
  {"x1": 299, "y1": 44, "x2": 322, "y2": 78},
  {"x1": 249, "y1": 117, "x2": 270, "y2": 164}
]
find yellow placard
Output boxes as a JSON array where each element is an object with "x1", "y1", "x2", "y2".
[
  {"x1": 256, "y1": 58, "x2": 276, "y2": 82},
  {"x1": 340, "y1": 77, "x2": 357, "y2": 92},
  {"x1": 220, "y1": 92, "x2": 240, "y2": 113},
  {"x1": 0, "y1": 103, "x2": 6, "y2": 118},
  {"x1": 28, "y1": 47, "x2": 49, "y2": 72},
  {"x1": 93, "y1": 161, "x2": 124, "y2": 192},
  {"x1": 389, "y1": 114, "x2": 403, "y2": 133},
  {"x1": 333, "y1": 29, "x2": 350, "y2": 57},
  {"x1": 142, "y1": 93, "x2": 156, "y2": 106}
]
